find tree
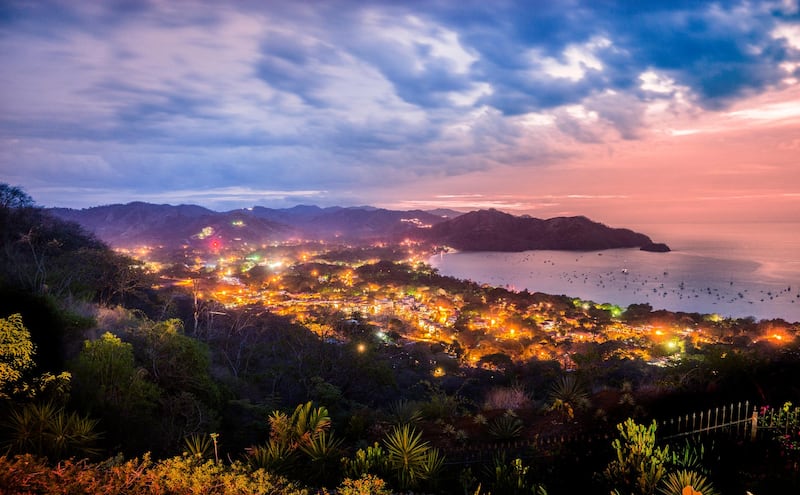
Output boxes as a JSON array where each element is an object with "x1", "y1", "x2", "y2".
[
  {"x1": 0, "y1": 183, "x2": 34, "y2": 209},
  {"x1": 128, "y1": 318, "x2": 219, "y2": 405},
  {"x1": 0, "y1": 313, "x2": 35, "y2": 398},
  {"x1": 71, "y1": 332, "x2": 160, "y2": 453}
]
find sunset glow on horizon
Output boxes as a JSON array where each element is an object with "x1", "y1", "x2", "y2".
[{"x1": 1, "y1": 0, "x2": 799, "y2": 225}]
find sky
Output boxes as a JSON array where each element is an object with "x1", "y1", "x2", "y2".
[{"x1": 1, "y1": 0, "x2": 800, "y2": 225}]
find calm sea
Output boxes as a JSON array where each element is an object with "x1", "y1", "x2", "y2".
[{"x1": 429, "y1": 223, "x2": 800, "y2": 322}]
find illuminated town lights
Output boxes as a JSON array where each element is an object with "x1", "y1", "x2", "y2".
[
  {"x1": 769, "y1": 331, "x2": 793, "y2": 344},
  {"x1": 357, "y1": 343, "x2": 366, "y2": 353},
  {"x1": 433, "y1": 367, "x2": 445, "y2": 377}
]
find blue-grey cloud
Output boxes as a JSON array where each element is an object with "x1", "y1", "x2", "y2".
[{"x1": 1, "y1": 0, "x2": 799, "y2": 209}]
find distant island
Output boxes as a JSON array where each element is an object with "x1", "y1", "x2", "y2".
[{"x1": 50, "y1": 202, "x2": 670, "y2": 252}]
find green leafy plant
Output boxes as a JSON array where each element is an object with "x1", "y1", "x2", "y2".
[
  {"x1": 666, "y1": 438, "x2": 712, "y2": 474},
  {"x1": 488, "y1": 455, "x2": 548, "y2": 495},
  {"x1": 343, "y1": 442, "x2": 389, "y2": 479},
  {"x1": 603, "y1": 419, "x2": 669, "y2": 495},
  {"x1": 418, "y1": 381, "x2": 467, "y2": 420}
]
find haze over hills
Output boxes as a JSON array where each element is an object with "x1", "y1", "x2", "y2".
[{"x1": 49, "y1": 202, "x2": 669, "y2": 252}]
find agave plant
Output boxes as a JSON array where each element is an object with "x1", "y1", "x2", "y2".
[
  {"x1": 184, "y1": 432, "x2": 213, "y2": 459},
  {"x1": 268, "y1": 401, "x2": 331, "y2": 450},
  {"x1": 548, "y1": 375, "x2": 590, "y2": 418},
  {"x1": 299, "y1": 430, "x2": 343, "y2": 484},
  {"x1": 245, "y1": 438, "x2": 298, "y2": 475},
  {"x1": 387, "y1": 399, "x2": 422, "y2": 426},
  {"x1": 419, "y1": 447, "x2": 446, "y2": 491},
  {"x1": 3, "y1": 402, "x2": 101, "y2": 459},
  {"x1": 383, "y1": 424, "x2": 431, "y2": 489},
  {"x1": 487, "y1": 412, "x2": 524, "y2": 441},
  {"x1": 658, "y1": 470, "x2": 718, "y2": 495}
]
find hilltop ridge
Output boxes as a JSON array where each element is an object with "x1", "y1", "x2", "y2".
[{"x1": 50, "y1": 202, "x2": 669, "y2": 252}]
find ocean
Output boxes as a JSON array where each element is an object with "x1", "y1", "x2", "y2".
[{"x1": 429, "y1": 223, "x2": 800, "y2": 322}]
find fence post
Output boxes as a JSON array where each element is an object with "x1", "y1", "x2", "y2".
[{"x1": 750, "y1": 408, "x2": 758, "y2": 442}]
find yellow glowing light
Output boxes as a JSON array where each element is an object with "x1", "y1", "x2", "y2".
[
  {"x1": 357, "y1": 343, "x2": 366, "y2": 353},
  {"x1": 433, "y1": 367, "x2": 445, "y2": 377}
]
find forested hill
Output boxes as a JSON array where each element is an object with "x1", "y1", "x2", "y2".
[
  {"x1": 50, "y1": 202, "x2": 669, "y2": 252},
  {"x1": 426, "y1": 209, "x2": 671, "y2": 252}
]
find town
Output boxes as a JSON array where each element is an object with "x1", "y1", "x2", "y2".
[{"x1": 120, "y1": 228, "x2": 799, "y2": 379}]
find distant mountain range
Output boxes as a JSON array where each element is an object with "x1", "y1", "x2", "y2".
[{"x1": 50, "y1": 203, "x2": 669, "y2": 252}]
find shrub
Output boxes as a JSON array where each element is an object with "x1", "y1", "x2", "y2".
[
  {"x1": 603, "y1": 419, "x2": 669, "y2": 495},
  {"x1": 483, "y1": 386, "x2": 530, "y2": 411},
  {"x1": 342, "y1": 442, "x2": 389, "y2": 479},
  {"x1": 336, "y1": 474, "x2": 392, "y2": 495},
  {"x1": 0, "y1": 453, "x2": 310, "y2": 494}
]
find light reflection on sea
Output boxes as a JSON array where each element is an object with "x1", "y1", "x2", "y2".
[{"x1": 429, "y1": 223, "x2": 800, "y2": 322}]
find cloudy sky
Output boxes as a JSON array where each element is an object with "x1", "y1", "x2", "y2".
[{"x1": 1, "y1": 0, "x2": 799, "y2": 224}]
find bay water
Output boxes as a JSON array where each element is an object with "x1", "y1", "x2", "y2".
[{"x1": 429, "y1": 223, "x2": 800, "y2": 322}]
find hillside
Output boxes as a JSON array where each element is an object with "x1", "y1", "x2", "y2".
[
  {"x1": 49, "y1": 203, "x2": 451, "y2": 247},
  {"x1": 49, "y1": 203, "x2": 669, "y2": 252},
  {"x1": 426, "y1": 209, "x2": 669, "y2": 251},
  {"x1": 50, "y1": 202, "x2": 296, "y2": 248}
]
